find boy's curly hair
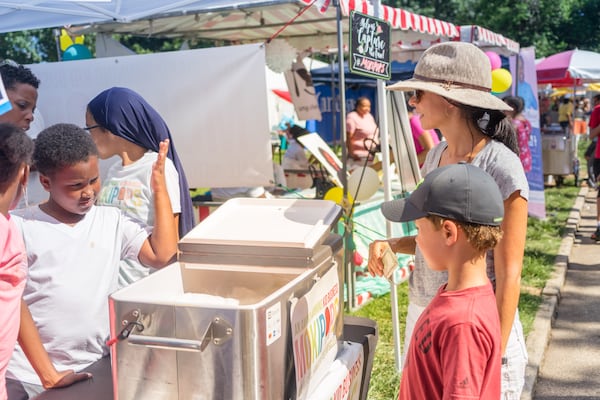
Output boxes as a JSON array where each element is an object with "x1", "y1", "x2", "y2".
[
  {"x1": 428, "y1": 214, "x2": 503, "y2": 254},
  {"x1": 34, "y1": 123, "x2": 98, "y2": 176},
  {"x1": 0, "y1": 123, "x2": 34, "y2": 187}
]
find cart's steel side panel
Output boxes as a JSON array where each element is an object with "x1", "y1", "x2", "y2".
[
  {"x1": 109, "y1": 199, "x2": 343, "y2": 400},
  {"x1": 110, "y1": 248, "x2": 342, "y2": 399}
]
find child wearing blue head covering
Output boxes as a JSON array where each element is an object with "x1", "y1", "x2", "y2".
[{"x1": 86, "y1": 87, "x2": 193, "y2": 287}]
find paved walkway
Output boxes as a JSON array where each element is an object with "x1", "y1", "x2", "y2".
[{"x1": 522, "y1": 187, "x2": 600, "y2": 399}]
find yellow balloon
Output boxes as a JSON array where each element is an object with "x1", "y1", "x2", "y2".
[
  {"x1": 491, "y1": 68, "x2": 513, "y2": 93},
  {"x1": 324, "y1": 187, "x2": 343, "y2": 205},
  {"x1": 323, "y1": 187, "x2": 353, "y2": 206}
]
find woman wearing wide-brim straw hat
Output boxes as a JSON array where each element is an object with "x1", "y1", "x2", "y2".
[{"x1": 368, "y1": 41, "x2": 529, "y2": 399}]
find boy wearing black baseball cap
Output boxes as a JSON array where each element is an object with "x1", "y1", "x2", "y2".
[{"x1": 385, "y1": 163, "x2": 503, "y2": 399}]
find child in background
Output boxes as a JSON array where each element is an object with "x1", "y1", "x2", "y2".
[
  {"x1": 0, "y1": 60, "x2": 48, "y2": 209},
  {"x1": 0, "y1": 123, "x2": 33, "y2": 400},
  {"x1": 6, "y1": 124, "x2": 177, "y2": 397},
  {"x1": 380, "y1": 163, "x2": 504, "y2": 399},
  {"x1": 86, "y1": 87, "x2": 193, "y2": 287}
]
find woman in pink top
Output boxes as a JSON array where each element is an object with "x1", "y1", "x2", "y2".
[
  {"x1": 346, "y1": 97, "x2": 379, "y2": 168},
  {"x1": 0, "y1": 123, "x2": 33, "y2": 400}
]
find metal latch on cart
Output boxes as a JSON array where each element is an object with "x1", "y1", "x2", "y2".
[
  {"x1": 199, "y1": 317, "x2": 233, "y2": 351},
  {"x1": 106, "y1": 309, "x2": 144, "y2": 346}
]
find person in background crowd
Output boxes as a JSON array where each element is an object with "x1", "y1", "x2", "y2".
[
  {"x1": 368, "y1": 42, "x2": 529, "y2": 399},
  {"x1": 282, "y1": 124, "x2": 310, "y2": 170},
  {"x1": 573, "y1": 98, "x2": 587, "y2": 135},
  {"x1": 346, "y1": 96, "x2": 379, "y2": 171},
  {"x1": 586, "y1": 94, "x2": 600, "y2": 240},
  {"x1": 0, "y1": 60, "x2": 47, "y2": 208},
  {"x1": 503, "y1": 95, "x2": 532, "y2": 173},
  {"x1": 558, "y1": 97, "x2": 573, "y2": 133}
]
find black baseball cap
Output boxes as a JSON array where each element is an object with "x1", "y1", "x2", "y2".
[{"x1": 381, "y1": 163, "x2": 504, "y2": 226}]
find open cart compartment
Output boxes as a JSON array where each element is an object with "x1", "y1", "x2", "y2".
[{"x1": 109, "y1": 198, "x2": 344, "y2": 400}]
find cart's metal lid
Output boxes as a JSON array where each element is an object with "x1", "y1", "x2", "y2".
[
  {"x1": 179, "y1": 198, "x2": 342, "y2": 256},
  {"x1": 179, "y1": 233, "x2": 342, "y2": 268}
]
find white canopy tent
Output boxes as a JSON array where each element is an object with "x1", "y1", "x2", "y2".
[{"x1": 0, "y1": 0, "x2": 457, "y2": 52}]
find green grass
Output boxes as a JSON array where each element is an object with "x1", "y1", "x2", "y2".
[{"x1": 348, "y1": 167, "x2": 583, "y2": 399}]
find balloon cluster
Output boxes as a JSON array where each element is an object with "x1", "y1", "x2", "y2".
[{"x1": 485, "y1": 51, "x2": 512, "y2": 94}]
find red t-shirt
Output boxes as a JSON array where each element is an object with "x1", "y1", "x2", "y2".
[
  {"x1": 398, "y1": 282, "x2": 501, "y2": 400},
  {"x1": 590, "y1": 104, "x2": 600, "y2": 158}
]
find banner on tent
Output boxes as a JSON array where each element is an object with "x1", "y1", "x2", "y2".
[
  {"x1": 511, "y1": 47, "x2": 545, "y2": 219},
  {"x1": 285, "y1": 59, "x2": 322, "y2": 121}
]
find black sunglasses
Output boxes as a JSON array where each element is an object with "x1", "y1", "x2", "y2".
[
  {"x1": 411, "y1": 90, "x2": 424, "y2": 102},
  {"x1": 83, "y1": 125, "x2": 100, "y2": 131}
]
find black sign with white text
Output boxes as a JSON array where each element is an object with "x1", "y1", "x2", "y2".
[{"x1": 349, "y1": 11, "x2": 391, "y2": 80}]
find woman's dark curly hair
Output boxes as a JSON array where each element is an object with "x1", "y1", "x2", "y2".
[{"x1": 34, "y1": 123, "x2": 98, "y2": 176}]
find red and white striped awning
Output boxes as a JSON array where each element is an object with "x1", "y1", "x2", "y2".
[
  {"x1": 339, "y1": 0, "x2": 459, "y2": 39},
  {"x1": 460, "y1": 25, "x2": 520, "y2": 55}
]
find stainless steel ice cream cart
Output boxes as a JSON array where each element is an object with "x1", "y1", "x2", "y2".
[
  {"x1": 542, "y1": 125, "x2": 580, "y2": 186},
  {"x1": 108, "y1": 198, "x2": 347, "y2": 400}
]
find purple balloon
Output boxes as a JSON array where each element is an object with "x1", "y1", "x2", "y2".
[{"x1": 485, "y1": 51, "x2": 502, "y2": 70}]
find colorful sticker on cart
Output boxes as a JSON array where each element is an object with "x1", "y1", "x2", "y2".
[
  {"x1": 289, "y1": 266, "x2": 341, "y2": 399},
  {"x1": 266, "y1": 302, "x2": 281, "y2": 346}
]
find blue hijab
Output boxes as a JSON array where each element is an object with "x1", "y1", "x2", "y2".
[{"x1": 87, "y1": 87, "x2": 194, "y2": 237}]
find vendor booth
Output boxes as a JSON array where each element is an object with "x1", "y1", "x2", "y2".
[
  {"x1": 534, "y1": 49, "x2": 600, "y2": 187},
  {"x1": 0, "y1": 0, "x2": 461, "y2": 390}
]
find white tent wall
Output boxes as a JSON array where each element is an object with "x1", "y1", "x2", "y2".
[{"x1": 28, "y1": 43, "x2": 274, "y2": 188}]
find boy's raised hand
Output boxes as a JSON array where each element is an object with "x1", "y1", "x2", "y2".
[
  {"x1": 151, "y1": 139, "x2": 169, "y2": 194},
  {"x1": 138, "y1": 138, "x2": 178, "y2": 268}
]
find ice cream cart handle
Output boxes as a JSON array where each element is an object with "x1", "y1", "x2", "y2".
[
  {"x1": 127, "y1": 335, "x2": 205, "y2": 352},
  {"x1": 126, "y1": 316, "x2": 233, "y2": 352}
]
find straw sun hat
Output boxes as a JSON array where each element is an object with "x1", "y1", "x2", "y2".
[{"x1": 387, "y1": 42, "x2": 512, "y2": 112}]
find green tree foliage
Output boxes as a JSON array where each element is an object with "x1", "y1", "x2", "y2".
[
  {"x1": 0, "y1": 29, "x2": 58, "y2": 63},
  {"x1": 0, "y1": 29, "x2": 215, "y2": 63},
  {"x1": 388, "y1": 0, "x2": 600, "y2": 57}
]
